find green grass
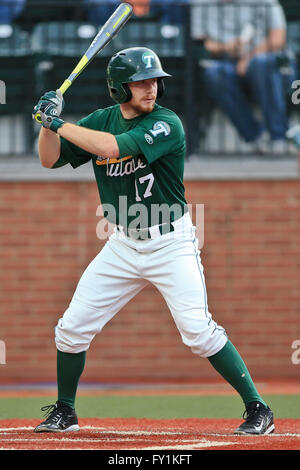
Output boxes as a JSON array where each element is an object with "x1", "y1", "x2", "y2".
[{"x1": 0, "y1": 394, "x2": 299, "y2": 420}]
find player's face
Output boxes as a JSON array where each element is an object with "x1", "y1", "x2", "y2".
[{"x1": 122, "y1": 78, "x2": 158, "y2": 118}]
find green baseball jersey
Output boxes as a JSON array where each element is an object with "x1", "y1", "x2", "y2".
[{"x1": 54, "y1": 103, "x2": 187, "y2": 228}]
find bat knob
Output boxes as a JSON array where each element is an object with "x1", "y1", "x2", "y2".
[{"x1": 34, "y1": 113, "x2": 42, "y2": 123}]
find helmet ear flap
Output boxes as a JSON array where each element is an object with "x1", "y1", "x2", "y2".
[
  {"x1": 157, "y1": 78, "x2": 165, "y2": 99},
  {"x1": 122, "y1": 83, "x2": 132, "y2": 103},
  {"x1": 108, "y1": 83, "x2": 132, "y2": 104}
]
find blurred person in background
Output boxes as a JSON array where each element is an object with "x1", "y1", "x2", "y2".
[
  {"x1": 151, "y1": 0, "x2": 189, "y2": 24},
  {"x1": 83, "y1": 0, "x2": 150, "y2": 24},
  {"x1": 129, "y1": 0, "x2": 150, "y2": 17},
  {"x1": 0, "y1": 0, "x2": 25, "y2": 23},
  {"x1": 83, "y1": 0, "x2": 119, "y2": 24},
  {"x1": 191, "y1": 0, "x2": 298, "y2": 152},
  {"x1": 84, "y1": 0, "x2": 189, "y2": 24}
]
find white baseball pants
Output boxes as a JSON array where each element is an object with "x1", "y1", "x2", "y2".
[{"x1": 55, "y1": 212, "x2": 227, "y2": 358}]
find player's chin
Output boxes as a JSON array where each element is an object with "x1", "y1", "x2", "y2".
[{"x1": 140, "y1": 100, "x2": 156, "y2": 114}]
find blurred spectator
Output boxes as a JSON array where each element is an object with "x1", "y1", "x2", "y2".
[
  {"x1": 83, "y1": 0, "x2": 119, "y2": 24},
  {"x1": 0, "y1": 0, "x2": 25, "y2": 23},
  {"x1": 130, "y1": 0, "x2": 151, "y2": 17},
  {"x1": 191, "y1": 0, "x2": 298, "y2": 151},
  {"x1": 84, "y1": 1, "x2": 190, "y2": 24},
  {"x1": 151, "y1": 0, "x2": 189, "y2": 25},
  {"x1": 286, "y1": 123, "x2": 300, "y2": 149},
  {"x1": 84, "y1": 0, "x2": 152, "y2": 24}
]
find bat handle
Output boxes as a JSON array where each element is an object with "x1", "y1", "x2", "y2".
[
  {"x1": 59, "y1": 80, "x2": 71, "y2": 95},
  {"x1": 34, "y1": 83, "x2": 68, "y2": 123}
]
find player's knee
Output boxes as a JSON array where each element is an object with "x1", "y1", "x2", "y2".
[
  {"x1": 182, "y1": 328, "x2": 227, "y2": 358},
  {"x1": 55, "y1": 319, "x2": 90, "y2": 354}
]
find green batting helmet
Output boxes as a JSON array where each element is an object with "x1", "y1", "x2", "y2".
[{"x1": 107, "y1": 47, "x2": 171, "y2": 104}]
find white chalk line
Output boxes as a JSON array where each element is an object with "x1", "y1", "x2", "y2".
[
  {"x1": 0, "y1": 431, "x2": 299, "y2": 450},
  {"x1": 201, "y1": 432, "x2": 300, "y2": 437},
  {"x1": 0, "y1": 426, "x2": 299, "y2": 437},
  {"x1": 0, "y1": 425, "x2": 299, "y2": 446},
  {"x1": 0, "y1": 445, "x2": 232, "y2": 450},
  {"x1": 0, "y1": 443, "x2": 238, "y2": 451},
  {"x1": 129, "y1": 441, "x2": 239, "y2": 450},
  {"x1": 0, "y1": 439, "x2": 238, "y2": 451},
  {"x1": 0, "y1": 427, "x2": 182, "y2": 436},
  {"x1": 0, "y1": 427, "x2": 33, "y2": 431},
  {"x1": 1, "y1": 433, "x2": 192, "y2": 444}
]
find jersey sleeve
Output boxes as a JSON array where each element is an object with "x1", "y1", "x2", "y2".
[
  {"x1": 115, "y1": 111, "x2": 185, "y2": 164},
  {"x1": 53, "y1": 135, "x2": 92, "y2": 169},
  {"x1": 51, "y1": 113, "x2": 97, "y2": 169}
]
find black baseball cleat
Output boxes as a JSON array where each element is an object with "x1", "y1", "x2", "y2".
[
  {"x1": 34, "y1": 401, "x2": 80, "y2": 432},
  {"x1": 234, "y1": 401, "x2": 275, "y2": 435}
]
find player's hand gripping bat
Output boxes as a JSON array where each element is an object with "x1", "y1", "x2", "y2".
[{"x1": 34, "y1": 2, "x2": 133, "y2": 123}]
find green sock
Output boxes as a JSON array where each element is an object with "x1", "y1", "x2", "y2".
[
  {"x1": 208, "y1": 340, "x2": 267, "y2": 408},
  {"x1": 57, "y1": 349, "x2": 86, "y2": 409}
]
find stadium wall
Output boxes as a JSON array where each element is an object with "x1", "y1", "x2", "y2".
[{"x1": 0, "y1": 179, "x2": 299, "y2": 383}]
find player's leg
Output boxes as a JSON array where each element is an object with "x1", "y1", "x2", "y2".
[
  {"x1": 208, "y1": 341, "x2": 274, "y2": 434},
  {"x1": 34, "y1": 233, "x2": 148, "y2": 432},
  {"x1": 144, "y1": 215, "x2": 274, "y2": 434}
]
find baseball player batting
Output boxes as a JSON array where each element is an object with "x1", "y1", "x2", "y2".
[{"x1": 33, "y1": 47, "x2": 274, "y2": 435}]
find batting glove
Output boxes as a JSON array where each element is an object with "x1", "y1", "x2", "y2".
[
  {"x1": 37, "y1": 89, "x2": 64, "y2": 117},
  {"x1": 34, "y1": 102, "x2": 65, "y2": 133},
  {"x1": 32, "y1": 89, "x2": 65, "y2": 132}
]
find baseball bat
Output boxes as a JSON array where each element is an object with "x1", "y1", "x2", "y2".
[{"x1": 35, "y1": 2, "x2": 133, "y2": 123}]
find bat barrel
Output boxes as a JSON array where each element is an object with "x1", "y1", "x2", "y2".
[{"x1": 85, "y1": 2, "x2": 133, "y2": 61}]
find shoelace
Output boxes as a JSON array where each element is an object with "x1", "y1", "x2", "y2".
[
  {"x1": 41, "y1": 404, "x2": 66, "y2": 422},
  {"x1": 243, "y1": 404, "x2": 261, "y2": 423}
]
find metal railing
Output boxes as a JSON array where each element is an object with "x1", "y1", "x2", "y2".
[{"x1": 0, "y1": 1, "x2": 299, "y2": 158}]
